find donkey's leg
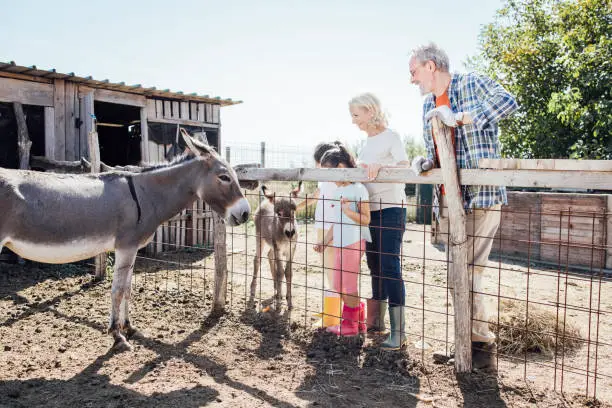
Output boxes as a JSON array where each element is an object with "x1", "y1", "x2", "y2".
[
  {"x1": 109, "y1": 248, "x2": 137, "y2": 351},
  {"x1": 284, "y1": 241, "x2": 297, "y2": 310},
  {"x1": 272, "y1": 247, "x2": 284, "y2": 309},
  {"x1": 119, "y1": 262, "x2": 137, "y2": 339},
  {"x1": 266, "y1": 248, "x2": 277, "y2": 304},
  {"x1": 250, "y1": 239, "x2": 263, "y2": 303}
]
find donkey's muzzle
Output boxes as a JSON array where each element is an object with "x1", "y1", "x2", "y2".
[
  {"x1": 227, "y1": 198, "x2": 251, "y2": 227},
  {"x1": 239, "y1": 210, "x2": 249, "y2": 223}
]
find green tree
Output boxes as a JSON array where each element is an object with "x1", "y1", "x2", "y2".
[{"x1": 470, "y1": 0, "x2": 611, "y2": 159}]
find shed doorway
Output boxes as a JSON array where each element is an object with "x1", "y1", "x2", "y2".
[{"x1": 94, "y1": 101, "x2": 141, "y2": 166}]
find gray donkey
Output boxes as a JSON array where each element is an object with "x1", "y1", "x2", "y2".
[
  {"x1": 250, "y1": 182, "x2": 301, "y2": 311},
  {"x1": 0, "y1": 129, "x2": 250, "y2": 350}
]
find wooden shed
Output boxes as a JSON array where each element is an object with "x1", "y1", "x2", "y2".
[{"x1": 0, "y1": 61, "x2": 241, "y2": 255}]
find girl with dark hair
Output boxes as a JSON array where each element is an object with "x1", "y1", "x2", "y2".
[
  {"x1": 314, "y1": 144, "x2": 371, "y2": 337},
  {"x1": 298, "y1": 141, "x2": 342, "y2": 327}
]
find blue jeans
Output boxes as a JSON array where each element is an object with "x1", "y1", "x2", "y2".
[{"x1": 366, "y1": 207, "x2": 406, "y2": 307}]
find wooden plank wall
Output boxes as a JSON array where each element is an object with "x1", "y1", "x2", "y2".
[
  {"x1": 495, "y1": 193, "x2": 542, "y2": 259},
  {"x1": 539, "y1": 194, "x2": 607, "y2": 269},
  {"x1": 492, "y1": 192, "x2": 609, "y2": 270},
  {"x1": 144, "y1": 97, "x2": 219, "y2": 255}
]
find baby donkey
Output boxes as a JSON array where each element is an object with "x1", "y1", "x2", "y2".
[{"x1": 250, "y1": 182, "x2": 302, "y2": 310}]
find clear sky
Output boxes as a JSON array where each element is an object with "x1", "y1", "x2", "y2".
[{"x1": 1, "y1": 0, "x2": 504, "y2": 149}]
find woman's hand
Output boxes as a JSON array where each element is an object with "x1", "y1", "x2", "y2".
[{"x1": 361, "y1": 163, "x2": 382, "y2": 180}]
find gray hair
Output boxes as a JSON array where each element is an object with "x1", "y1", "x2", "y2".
[
  {"x1": 411, "y1": 43, "x2": 450, "y2": 73},
  {"x1": 348, "y1": 92, "x2": 388, "y2": 127}
]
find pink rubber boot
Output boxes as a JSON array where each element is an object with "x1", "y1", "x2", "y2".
[
  {"x1": 358, "y1": 301, "x2": 367, "y2": 334},
  {"x1": 327, "y1": 304, "x2": 360, "y2": 337}
]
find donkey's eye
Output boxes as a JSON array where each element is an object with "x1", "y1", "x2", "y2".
[{"x1": 219, "y1": 174, "x2": 231, "y2": 183}]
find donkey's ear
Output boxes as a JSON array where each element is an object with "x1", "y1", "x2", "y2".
[
  {"x1": 181, "y1": 128, "x2": 211, "y2": 156},
  {"x1": 261, "y1": 185, "x2": 275, "y2": 202},
  {"x1": 290, "y1": 181, "x2": 303, "y2": 198}
]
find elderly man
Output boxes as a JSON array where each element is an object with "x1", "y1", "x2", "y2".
[{"x1": 409, "y1": 42, "x2": 518, "y2": 370}]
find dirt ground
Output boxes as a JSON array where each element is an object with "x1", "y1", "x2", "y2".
[{"x1": 1, "y1": 222, "x2": 610, "y2": 408}]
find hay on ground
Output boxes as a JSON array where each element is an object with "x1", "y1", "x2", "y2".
[{"x1": 491, "y1": 300, "x2": 583, "y2": 356}]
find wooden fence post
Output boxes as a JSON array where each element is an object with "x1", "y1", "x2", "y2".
[
  {"x1": 212, "y1": 212, "x2": 228, "y2": 315},
  {"x1": 85, "y1": 108, "x2": 107, "y2": 281},
  {"x1": 431, "y1": 118, "x2": 472, "y2": 373},
  {"x1": 14, "y1": 102, "x2": 32, "y2": 170},
  {"x1": 260, "y1": 142, "x2": 266, "y2": 168}
]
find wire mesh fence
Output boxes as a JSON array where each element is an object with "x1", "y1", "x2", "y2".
[
  {"x1": 222, "y1": 141, "x2": 316, "y2": 168},
  {"x1": 111, "y1": 184, "x2": 612, "y2": 402}
]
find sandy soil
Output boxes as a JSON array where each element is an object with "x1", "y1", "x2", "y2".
[{"x1": 0, "y1": 222, "x2": 610, "y2": 408}]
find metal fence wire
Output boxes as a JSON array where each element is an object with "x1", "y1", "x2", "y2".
[{"x1": 122, "y1": 185, "x2": 612, "y2": 402}]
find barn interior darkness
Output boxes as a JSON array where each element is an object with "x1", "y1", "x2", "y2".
[
  {"x1": 94, "y1": 101, "x2": 141, "y2": 166},
  {"x1": 0, "y1": 102, "x2": 45, "y2": 169}
]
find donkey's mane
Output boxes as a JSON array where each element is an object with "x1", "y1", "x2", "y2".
[
  {"x1": 140, "y1": 153, "x2": 197, "y2": 173},
  {"x1": 139, "y1": 146, "x2": 220, "y2": 173}
]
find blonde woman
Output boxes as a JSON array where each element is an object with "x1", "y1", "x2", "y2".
[{"x1": 349, "y1": 92, "x2": 410, "y2": 350}]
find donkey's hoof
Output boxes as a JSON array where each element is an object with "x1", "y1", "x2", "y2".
[
  {"x1": 123, "y1": 326, "x2": 140, "y2": 340},
  {"x1": 112, "y1": 338, "x2": 133, "y2": 353}
]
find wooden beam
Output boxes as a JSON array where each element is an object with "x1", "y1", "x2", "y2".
[
  {"x1": 164, "y1": 100, "x2": 172, "y2": 119},
  {"x1": 234, "y1": 167, "x2": 612, "y2": 191},
  {"x1": 146, "y1": 99, "x2": 156, "y2": 119},
  {"x1": 212, "y1": 213, "x2": 228, "y2": 315},
  {"x1": 53, "y1": 79, "x2": 66, "y2": 161},
  {"x1": 94, "y1": 88, "x2": 146, "y2": 107},
  {"x1": 153, "y1": 99, "x2": 162, "y2": 119},
  {"x1": 44, "y1": 107, "x2": 55, "y2": 159},
  {"x1": 63, "y1": 81, "x2": 77, "y2": 161},
  {"x1": 86, "y1": 116, "x2": 106, "y2": 280},
  {"x1": 480, "y1": 158, "x2": 612, "y2": 172},
  {"x1": 148, "y1": 116, "x2": 220, "y2": 128},
  {"x1": 0, "y1": 70, "x2": 54, "y2": 84},
  {"x1": 77, "y1": 86, "x2": 95, "y2": 98},
  {"x1": 607, "y1": 196, "x2": 612, "y2": 270},
  {"x1": 14, "y1": 102, "x2": 32, "y2": 170},
  {"x1": 190, "y1": 102, "x2": 197, "y2": 121},
  {"x1": 140, "y1": 107, "x2": 149, "y2": 163},
  {"x1": 212, "y1": 104, "x2": 220, "y2": 124},
  {"x1": 79, "y1": 90, "x2": 94, "y2": 160},
  {"x1": 206, "y1": 104, "x2": 213, "y2": 123},
  {"x1": 0, "y1": 77, "x2": 54, "y2": 106},
  {"x1": 197, "y1": 103, "x2": 205, "y2": 122},
  {"x1": 180, "y1": 101, "x2": 189, "y2": 120},
  {"x1": 432, "y1": 118, "x2": 471, "y2": 373}
]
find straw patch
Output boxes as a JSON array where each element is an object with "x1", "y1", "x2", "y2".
[{"x1": 491, "y1": 300, "x2": 583, "y2": 356}]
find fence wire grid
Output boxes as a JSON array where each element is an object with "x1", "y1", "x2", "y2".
[{"x1": 118, "y1": 186, "x2": 612, "y2": 402}]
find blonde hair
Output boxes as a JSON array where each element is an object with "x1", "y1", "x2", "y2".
[{"x1": 348, "y1": 92, "x2": 388, "y2": 127}]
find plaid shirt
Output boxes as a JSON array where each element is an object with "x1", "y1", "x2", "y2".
[{"x1": 422, "y1": 72, "x2": 518, "y2": 218}]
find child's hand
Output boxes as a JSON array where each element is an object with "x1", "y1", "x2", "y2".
[
  {"x1": 313, "y1": 242, "x2": 324, "y2": 253},
  {"x1": 340, "y1": 197, "x2": 352, "y2": 213}
]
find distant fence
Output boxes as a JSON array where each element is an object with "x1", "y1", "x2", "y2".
[{"x1": 223, "y1": 141, "x2": 315, "y2": 168}]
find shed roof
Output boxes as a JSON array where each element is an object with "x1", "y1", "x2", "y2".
[{"x1": 0, "y1": 61, "x2": 242, "y2": 106}]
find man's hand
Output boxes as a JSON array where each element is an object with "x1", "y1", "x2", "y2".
[
  {"x1": 411, "y1": 156, "x2": 434, "y2": 175},
  {"x1": 425, "y1": 106, "x2": 458, "y2": 127}
]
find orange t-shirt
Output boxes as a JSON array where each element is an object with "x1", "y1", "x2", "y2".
[{"x1": 433, "y1": 90, "x2": 456, "y2": 195}]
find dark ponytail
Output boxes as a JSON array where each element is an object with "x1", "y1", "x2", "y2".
[
  {"x1": 313, "y1": 140, "x2": 342, "y2": 164},
  {"x1": 320, "y1": 143, "x2": 357, "y2": 169}
]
